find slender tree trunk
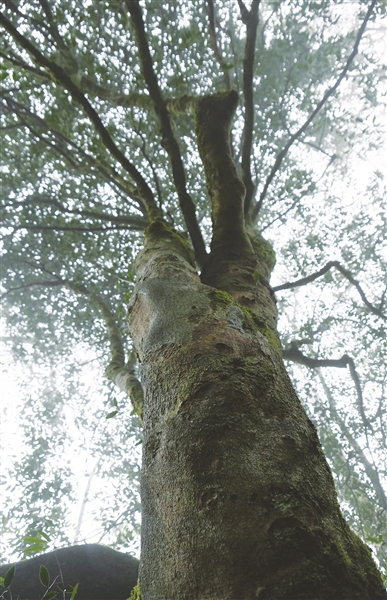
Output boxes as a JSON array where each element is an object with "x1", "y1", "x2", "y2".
[{"x1": 128, "y1": 93, "x2": 386, "y2": 600}]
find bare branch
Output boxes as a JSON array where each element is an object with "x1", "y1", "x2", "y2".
[
  {"x1": 126, "y1": 0, "x2": 207, "y2": 267},
  {"x1": 1, "y1": 279, "x2": 65, "y2": 300},
  {"x1": 2, "y1": 194, "x2": 148, "y2": 229},
  {"x1": 205, "y1": 0, "x2": 231, "y2": 89},
  {"x1": 251, "y1": 0, "x2": 377, "y2": 220},
  {"x1": 283, "y1": 344, "x2": 369, "y2": 426},
  {"x1": 273, "y1": 260, "x2": 386, "y2": 321}
]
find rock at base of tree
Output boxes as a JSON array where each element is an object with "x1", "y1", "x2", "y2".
[{"x1": 0, "y1": 543, "x2": 139, "y2": 600}]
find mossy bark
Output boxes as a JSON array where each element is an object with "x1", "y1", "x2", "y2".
[{"x1": 128, "y1": 93, "x2": 386, "y2": 600}]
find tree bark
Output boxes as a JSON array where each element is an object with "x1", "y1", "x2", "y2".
[{"x1": 128, "y1": 95, "x2": 386, "y2": 600}]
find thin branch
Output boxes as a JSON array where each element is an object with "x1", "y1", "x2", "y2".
[
  {"x1": 317, "y1": 371, "x2": 387, "y2": 511},
  {"x1": 3, "y1": 194, "x2": 148, "y2": 229},
  {"x1": 205, "y1": 0, "x2": 231, "y2": 89},
  {"x1": 0, "y1": 49, "x2": 51, "y2": 80},
  {"x1": 283, "y1": 344, "x2": 369, "y2": 427},
  {"x1": 1, "y1": 279, "x2": 65, "y2": 300},
  {"x1": 66, "y1": 280, "x2": 144, "y2": 419},
  {"x1": 251, "y1": 0, "x2": 377, "y2": 220},
  {"x1": 260, "y1": 154, "x2": 336, "y2": 232},
  {"x1": 126, "y1": 0, "x2": 207, "y2": 267},
  {"x1": 2, "y1": 87, "x2": 148, "y2": 213},
  {"x1": 6, "y1": 224, "x2": 140, "y2": 232},
  {"x1": 133, "y1": 127, "x2": 164, "y2": 208},
  {"x1": 273, "y1": 260, "x2": 386, "y2": 321},
  {"x1": 1, "y1": 269, "x2": 144, "y2": 417},
  {"x1": 0, "y1": 11, "x2": 161, "y2": 222}
]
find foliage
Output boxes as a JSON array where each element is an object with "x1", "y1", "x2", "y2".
[{"x1": 0, "y1": 0, "x2": 386, "y2": 576}]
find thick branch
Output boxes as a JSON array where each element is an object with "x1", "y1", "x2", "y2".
[
  {"x1": 283, "y1": 344, "x2": 369, "y2": 426},
  {"x1": 251, "y1": 0, "x2": 377, "y2": 220},
  {"x1": 194, "y1": 91, "x2": 249, "y2": 251},
  {"x1": 0, "y1": 11, "x2": 161, "y2": 222},
  {"x1": 126, "y1": 0, "x2": 207, "y2": 267},
  {"x1": 273, "y1": 260, "x2": 386, "y2": 321},
  {"x1": 240, "y1": 0, "x2": 260, "y2": 216}
]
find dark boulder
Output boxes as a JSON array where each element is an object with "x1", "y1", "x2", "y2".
[{"x1": 0, "y1": 543, "x2": 139, "y2": 600}]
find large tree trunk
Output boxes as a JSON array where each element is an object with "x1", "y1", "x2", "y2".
[{"x1": 128, "y1": 93, "x2": 386, "y2": 600}]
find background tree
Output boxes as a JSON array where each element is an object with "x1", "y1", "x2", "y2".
[{"x1": 1, "y1": 0, "x2": 386, "y2": 597}]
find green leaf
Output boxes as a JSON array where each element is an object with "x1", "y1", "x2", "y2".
[
  {"x1": 23, "y1": 543, "x2": 47, "y2": 554},
  {"x1": 23, "y1": 536, "x2": 46, "y2": 543},
  {"x1": 3, "y1": 565, "x2": 15, "y2": 589},
  {"x1": 70, "y1": 582, "x2": 79, "y2": 599},
  {"x1": 42, "y1": 592, "x2": 58, "y2": 600},
  {"x1": 106, "y1": 410, "x2": 118, "y2": 419},
  {"x1": 37, "y1": 530, "x2": 51, "y2": 541},
  {"x1": 366, "y1": 535, "x2": 383, "y2": 544},
  {"x1": 39, "y1": 564, "x2": 50, "y2": 587},
  {"x1": 253, "y1": 271, "x2": 260, "y2": 283}
]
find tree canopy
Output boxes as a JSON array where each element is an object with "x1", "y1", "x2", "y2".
[{"x1": 1, "y1": 0, "x2": 386, "y2": 577}]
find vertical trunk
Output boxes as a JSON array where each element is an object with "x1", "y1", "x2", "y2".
[
  {"x1": 128, "y1": 94, "x2": 385, "y2": 599},
  {"x1": 128, "y1": 222, "x2": 385, "y2": 599}
]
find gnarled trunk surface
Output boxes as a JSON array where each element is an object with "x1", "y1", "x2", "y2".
[{"x1": 128, "y1": 92, "x2": 386, "y2": 600}]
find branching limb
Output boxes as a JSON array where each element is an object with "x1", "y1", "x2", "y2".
[
  {"x1": 205, "y1": 0, "x2": 231, "y2": 90},
  {"x1": 251, "y1": 0, "x2": 377, "y2": 220},
  {"x1": 239, "y1": 0, "x2": 260, "y2": 217},
  {"x1": 273, "y1": 260, "x2": 386, "y2": 321},
  {"x1": 126, "y1": 0, "x2": 207, "y2": 267},
  {"x1": 66, "y1": 280, "x2": 144, "y2": 419},
  {"x1": 283, "y1": 343, "x2": 369, "y2": 427},
  {"x1": 1, "y1": 95, "x2": 148, "y2": 212},
  {"x1": 1, "y1": 271, "x2": 144, "y2": 418},
  {"x1": 0, "y1": 11, "x2": 161, "y2": 222}
]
